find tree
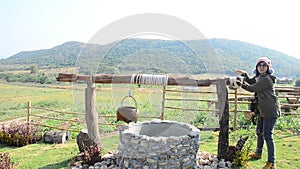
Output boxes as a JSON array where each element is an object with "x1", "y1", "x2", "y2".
[{"x1": 29, "y1": 65, "x2": 38, "y2": 74}]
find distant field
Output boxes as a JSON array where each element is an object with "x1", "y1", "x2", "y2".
[{"x1": 0, "y1": 83, "x2": 74, "y2": 121}]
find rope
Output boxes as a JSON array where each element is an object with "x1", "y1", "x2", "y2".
[
  {"x1": 129, "y1": 74, "x2": 136, "y2": 96},
  {"x1": 132, "y1": 74, "x2": 168, "y2": 86}
]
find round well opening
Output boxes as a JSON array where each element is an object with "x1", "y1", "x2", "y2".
[{"x1": 128, "y1": 122, "x2": 190, "y2": 137}]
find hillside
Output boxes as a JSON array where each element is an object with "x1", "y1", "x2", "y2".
[{"x1": 1, "y1": 39, "x2": 300, "y2": 78}]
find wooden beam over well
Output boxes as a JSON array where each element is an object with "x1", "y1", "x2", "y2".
[{"x1": 57, "y1": 73, "x2": 229, "y2": 87}]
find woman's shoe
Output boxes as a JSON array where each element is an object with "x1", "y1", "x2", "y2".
[
  {"x1": 247, "y1": 152, "x2": 262, "y2": 159},
  {"x1": 262, "y1": 162, "x2": 276, "y2": 169}
]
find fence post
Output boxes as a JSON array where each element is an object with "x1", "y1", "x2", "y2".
[
  {"x1": 27, "y1": 101, "x2": 31, "y2": 123},
  {"x1": 85, "y1": 76, "x2": 101, "y2": 146},
  {"x1": 216, "y1": 79, "x2": 229, "y2": 160},
  {"x1": 233, "y1": 89, "x2": 238, "y2": 131},
  {"x1": 161, "y1": 85, "x2": 166, "y2": 120}
]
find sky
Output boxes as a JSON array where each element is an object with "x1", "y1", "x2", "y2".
[{"x1": 0, "y1": 0, "x2": 300, "y2": 59}]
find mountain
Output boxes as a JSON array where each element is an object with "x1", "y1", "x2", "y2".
[
  {"x1": 1, "y1": 39, "x2": 300, "y2": 78},
  {"x1": 1, "y1": 41, "x2": 85, "y2": 67}
]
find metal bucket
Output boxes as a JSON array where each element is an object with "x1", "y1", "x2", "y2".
[{"x1": 117, "y1": 96, "x2": 139, "y2": 123}]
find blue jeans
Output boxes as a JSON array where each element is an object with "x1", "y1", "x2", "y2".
[{"x1": 255, "y1": 117, "x2": 277, "y2": 163}]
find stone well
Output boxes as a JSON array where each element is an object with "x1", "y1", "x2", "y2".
[{"x1": 117, "y1": 120, "x2": 200, "y2": 169}]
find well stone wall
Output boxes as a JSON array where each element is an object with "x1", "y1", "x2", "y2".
[{"x1": 117, "y1": 120, "x2": 200, "y2": 169}]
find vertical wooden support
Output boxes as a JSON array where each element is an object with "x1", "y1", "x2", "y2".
[
  {"x1": 216, "y1": 79, "x2": 229, "y2": 160},
  {"x1": 161, "y1": 85, "x2": 166, "y2": 120},
  {"x1": 85, "y1": 76, "x2": 101, "y2": 146},
  {"x1": 233, "y1": 89, "x2": 238, "y2": 131},
  {"x1": 27, "y1": 101, "x2": 31, "y2": 123}
]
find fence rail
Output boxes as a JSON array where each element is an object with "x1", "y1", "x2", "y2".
[
  {"x1": 26, "y1": 102, "x2": 162, "y2": 132},
  {"x1": 3, "y1": 85, "x2": 298, "y2": 133}
]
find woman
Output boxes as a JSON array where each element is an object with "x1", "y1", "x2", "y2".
[{"x1": 236, "y1": 57, "x2": 280, "y2": 169}]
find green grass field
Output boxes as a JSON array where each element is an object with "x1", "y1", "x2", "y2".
[
  {"x1": 1, "y1": 129, "x2": 299, "y2": 169},
  {"x1": 1, "y1": 83, "x2": 300, "y2": 168},
  {"x1": 0, "y1": 135, "x2": 119, "y2": 169}
]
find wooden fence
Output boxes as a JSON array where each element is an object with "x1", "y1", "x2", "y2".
[
  {"x1": 25, "y1": 85, "x2": 300, "y2": 133},
  {"x1": 26, "y1": 101, "x2": 161, "y2": 133}
]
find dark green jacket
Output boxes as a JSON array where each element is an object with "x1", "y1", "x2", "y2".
[{"x1": 241, "y1": 73, "x2": 280, "y2": 117}]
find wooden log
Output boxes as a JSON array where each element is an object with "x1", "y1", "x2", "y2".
[
  {"x1": 56, "y1": 73, "x2": 231, "y2": 87},
  {"x1": 43, "y1": 130, "x2": 70, "y2": 144}
]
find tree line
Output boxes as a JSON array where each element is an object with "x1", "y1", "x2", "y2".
[{"x1": 0, "y1": 65, "x2": 56, "y2": 84}]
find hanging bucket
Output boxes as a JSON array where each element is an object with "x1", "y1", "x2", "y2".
[{"x1": 117, "y1": 96, "x2": 139, "y2": 123}]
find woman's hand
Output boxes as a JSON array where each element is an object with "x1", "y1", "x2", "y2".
[{"x1": 235, "y1": 70, "x2": 247, "y2": 75}]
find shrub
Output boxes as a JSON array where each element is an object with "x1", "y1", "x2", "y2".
[
  {"x1": 0, "y1": 152, "x2": 12, "y2": 169},
  {"x1": 0, "y1": 121, "x2": 42, "y2": 147},
  {"x1": 276, "y1": 116, "x2": 300, "y2": 133},
  {"x1": 227, "y1": 136, "x2": 250, "y2": 167}
]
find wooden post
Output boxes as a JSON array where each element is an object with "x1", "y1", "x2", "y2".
[
  {"x1": 216, "y1": 79, "x2": 229, "y2": 160},
  {"x1": 27, "y1": 101, "x2": 31, "y2": 123},
  {"x1": 85, "y1": 76, "x2": 101, "y2": 146},
  {"x1": 161, "y1": 85, "x2": 166, "y2": 120},
  {"x1": 233, "y1": 89, "x2": 238, "y2": 131}
]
